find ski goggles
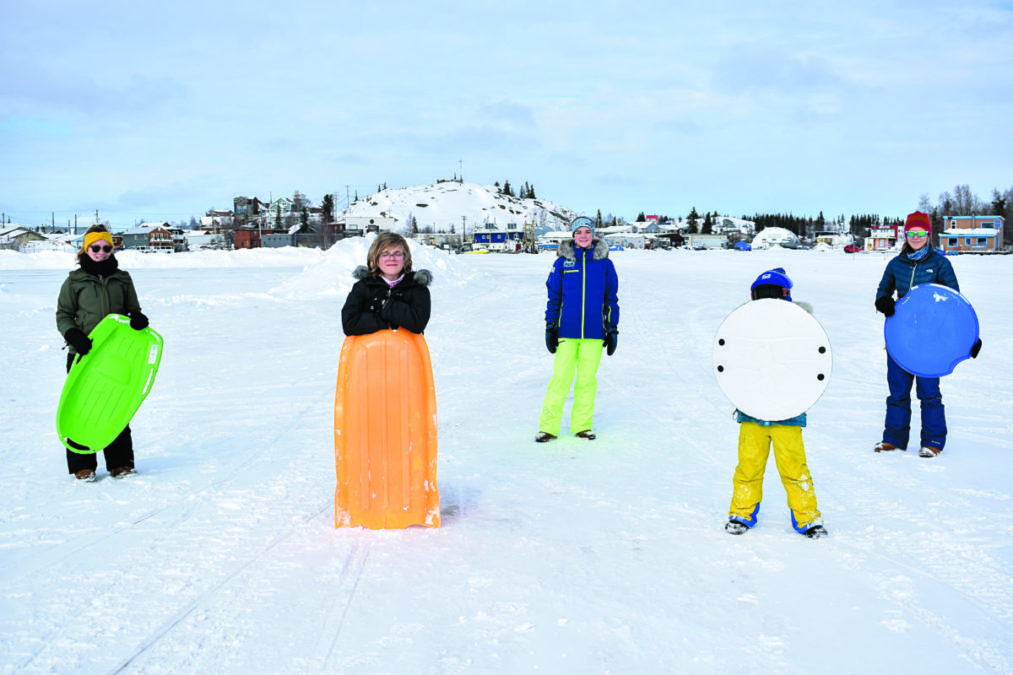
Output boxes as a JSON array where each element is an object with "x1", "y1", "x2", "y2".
[{"x1": 906, "y1": 230, "x2": 929, "y2": 239}]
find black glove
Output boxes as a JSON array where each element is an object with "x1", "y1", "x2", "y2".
[
  {"x1": 129, "y1": 310, "x2": 149, "y2": 330},
  {"x1": 875, "y1": 295, "x2": 895, "y2": 317},
  {"x1": 604, "y1": 327, "x2": 618, "y2": 356},
  {"x1": 971, "y1": 338, "x2": 982, "y2": 358},
  {"x1": 65, "y1": 328, "x2": 92, "y2": 355},
  {"x1": 545, "y1": 323, "x2": 558, "y2": 354}
]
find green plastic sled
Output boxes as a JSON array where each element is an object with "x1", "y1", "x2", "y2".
[{"x1": 56, "y1": 314, "x2": 163, "y2": 454}]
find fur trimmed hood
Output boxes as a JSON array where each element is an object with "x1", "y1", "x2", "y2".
[
  {"x1": 557, "y1": 237, "x2": 609, "y2": 261},
  {"x1": 352, "y1": 265, "x2": 432, "y2": 287}
]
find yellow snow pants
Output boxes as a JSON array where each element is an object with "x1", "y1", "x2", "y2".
[
  {"x1": 538, "y1": 338, "x2": 603, "y2": 436},
  {"x1": 729, "y1": 422, "x2": 821, "y2": 532}
]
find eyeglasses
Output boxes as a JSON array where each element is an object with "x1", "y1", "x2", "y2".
[
  {"x1": 89, "y1": 244, "x2": 113, "y2": 253},
  {"x1": 379, "y1": 251, "x2": 405, "y2": 260},
  {"x1": 906, "y1": 231, "x2": 929, "y2": 239}
]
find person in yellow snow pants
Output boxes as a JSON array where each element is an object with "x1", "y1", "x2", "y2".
[
  {"x1": 729, "y1": 421, "x2": 822, "y2": 535},
  {"x1": 724, "y1": 267, "x2": 826, "y2": 539},
  {"x1": 538, "y1": 338, "x2": 603, "y2": 437}
]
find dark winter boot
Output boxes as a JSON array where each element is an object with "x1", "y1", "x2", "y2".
[
  {"x1": 535, "y1": 432, "x2": 556, "y2": 443},
  {"x1": 725, "y1": 520, "x2": 749, "y2": 535},
  {"x1": 575, "y1": 430, "x2": 596, "y2": 440},
  {"x1": 804, "y1": 525, "x2": 828, "y2": 539}
]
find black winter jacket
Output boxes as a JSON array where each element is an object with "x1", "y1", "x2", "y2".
[{"x1": 341, "y1": 266, "x2": 432, "y2": 336}]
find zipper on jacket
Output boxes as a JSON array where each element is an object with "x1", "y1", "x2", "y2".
[{"x1": 580, "y1": 247, "x2": 587, "y2": 339}]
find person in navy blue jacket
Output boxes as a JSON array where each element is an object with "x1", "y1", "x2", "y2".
[
  {"x1": 535, "y1": 217, "x2": 619, "y2": 442},
  {"x1": 874, "y1": 211, "x2": 981, "y2": 457}
]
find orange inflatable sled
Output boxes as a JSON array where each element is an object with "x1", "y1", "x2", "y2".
[{"x1": 333, "y1": 329, "x2": 440, "y2": 529}]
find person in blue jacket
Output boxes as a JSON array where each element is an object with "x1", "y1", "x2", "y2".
[
  {"x1": 536, "y1": 217, "x2": 619, "y2": 442},
  {"x1": 874, "y1": 210, "x2": 981, "y2": 457}
]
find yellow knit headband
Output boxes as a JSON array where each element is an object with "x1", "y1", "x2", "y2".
[{"x1": 82, "y1": 231, "x2": 114, "y2": 252}]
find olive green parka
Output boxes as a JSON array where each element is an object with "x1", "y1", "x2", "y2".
[{"x1": 56, "y1": 266, "x2": 142, "y2": 354}]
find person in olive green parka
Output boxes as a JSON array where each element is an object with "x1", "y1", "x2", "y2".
[{"x1": 56, "y1": 225, "x2": 150, "y2": 481}]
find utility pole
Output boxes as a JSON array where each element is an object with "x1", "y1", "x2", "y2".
[{"x1": 459, "y1": 159, "x2": 463, "y2": 182}]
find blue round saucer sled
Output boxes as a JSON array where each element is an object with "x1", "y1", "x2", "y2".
[{"x1": 884, "y1": 283, "x2": 979, "y2": 378}]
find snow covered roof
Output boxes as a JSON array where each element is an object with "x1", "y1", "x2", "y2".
[{"x1": 942, "y1": 229, "x2": 1000, "y2": 236}]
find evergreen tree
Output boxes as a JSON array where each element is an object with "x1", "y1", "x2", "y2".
[
  {"x1": 636, "y1": 212, "x2": 646, "y2": 222},
  {"x1": 322, "y1": 194, "x2": 334, "y2": 224},
  {"x1": 502, "y1": 180, "x2": 513, "y2": 197},
  {"x1": 596, "y1": 209, "x2": 603, "y2": 228},
  {"x1": 687, "y1": 206, "x2": 700, "y2": 232},
  {"x1": 300, "y1": 207, "x2": 309, "y2": 231},
  {"x1": 702, "y1": 212, "x2": 713, "y2": 234}
]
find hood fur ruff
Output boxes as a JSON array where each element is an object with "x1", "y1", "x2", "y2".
[
  {"x1": 353, "y1": 265, "x2": 432, "y2": 287},
  {"x1": 557, "y1": 237, "x2": 609, "y2": 261}
]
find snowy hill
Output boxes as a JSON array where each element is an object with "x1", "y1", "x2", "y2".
[{"x1": 342, "y1": 181, "x2": 577, "y2": 233}]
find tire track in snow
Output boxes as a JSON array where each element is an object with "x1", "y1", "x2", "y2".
[{"x1": 109, "y1": 500, "x2": 332, "y2": 673}]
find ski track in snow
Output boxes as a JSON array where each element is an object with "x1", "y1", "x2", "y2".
[{"x1": 1, "y1": 243, "x2": 1011, "y2": 673}]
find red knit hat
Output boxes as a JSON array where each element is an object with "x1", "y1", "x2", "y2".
[{"x1": 904, "y1": 211, "x2": 932, "y2": 233}]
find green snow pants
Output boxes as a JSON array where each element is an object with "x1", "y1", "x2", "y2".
[{"x1": 538, "y1": 338, "x2": 604, "y2": 436}]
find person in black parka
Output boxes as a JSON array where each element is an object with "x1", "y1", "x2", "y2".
[{"x1": 341, "y1": 233, "x2": 431, "y2": 336}]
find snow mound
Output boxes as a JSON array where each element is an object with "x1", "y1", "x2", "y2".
[{"x1": 269, "y1": 235, "x2": 475, "y2": 300}]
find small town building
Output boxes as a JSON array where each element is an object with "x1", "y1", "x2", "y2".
[
  {"x1": 939, "y1": 215, "x2": 1005, "y2": 254},
  {"x1": 864, "y1": 223, "x2": 899, "y2": 251},
  {"x1": 120, "y1": 223, "x2": 176, "y2": 252},
  {"x1": 472, "y1": 223, "x2": 525, "y2": 252}
]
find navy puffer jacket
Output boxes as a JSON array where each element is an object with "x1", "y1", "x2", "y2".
[
  {"x1": 544, "y1": 238, "x2": 619, "y2": 340},
  {"x1": 876, "y1": 245, "x2": 958, "y2": 301}
]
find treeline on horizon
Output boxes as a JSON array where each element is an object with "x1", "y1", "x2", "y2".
[{"x1": 646, "y1": 183, "x2": 1012, "y2": 244}]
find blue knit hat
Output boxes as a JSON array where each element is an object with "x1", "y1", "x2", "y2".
[{"x1": 570, "y1": 216, "x2": 595, "y2": 237}]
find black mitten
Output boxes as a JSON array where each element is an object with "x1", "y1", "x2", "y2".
[
  {"x1": 545, "y1": 323, "x2": 558, "y2": 354},
  {"x1": 971, "y1": 338, "x2": 982, "y2": 358},
  {"x1": 129, "y1": 311, "x2": 149, "y2": 330},
  {"x1": 875, "y1": 295, "x2": 895, "y2": 317},
  {"x1": 65, "y1": 328, "x2": 92, "y2": 355}
]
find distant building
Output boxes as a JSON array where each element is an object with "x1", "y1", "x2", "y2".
[
  {"x1": 0, "y1": 226, "x2": 48, "y2": 250},
  {"x1": 337, "y1": 215, "x2": 398, "y2": 234},
  {"x1": 120, "y1": 223, "x2": 177, "y2": 251},
  {"x1": 865, "y1": 223, "x2": 899, "y2": 251},
  {"x1": 472, "y1": 222, "x2": 525, "y2": 252},
  {"x1": 939, "y1": 215, "x2": 1005, "y2": 254},
  {"x1": 751, "y1": 227, "x2": 799, "y2": 249},
  {"x1": 233, "y1": 196, "x2": 265, "y2": 223}
]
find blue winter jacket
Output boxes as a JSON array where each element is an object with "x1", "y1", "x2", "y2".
[
  {"x1": 545, "y1": 238, "x2": 619, "y2": 340},
  {"x1": 876, "y1": 245, "x2": 958, "y2": 301}
]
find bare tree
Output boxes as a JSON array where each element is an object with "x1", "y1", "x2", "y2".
[{"x1": 952, "y1": 184, "x2": 981, "y2": 215}]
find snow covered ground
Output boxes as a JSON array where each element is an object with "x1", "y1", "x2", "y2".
[{"x1": 1, "y1": 240, "x2": 1011, "y2": 673}]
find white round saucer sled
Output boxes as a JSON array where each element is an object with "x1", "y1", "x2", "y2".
[{"x1": 713, "y1": 299, "x2": 832, "y2": 420}]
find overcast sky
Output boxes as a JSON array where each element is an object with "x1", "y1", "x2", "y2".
[{"x1": 2, "y1": 0, "x2": 1011, "y2": 228}]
